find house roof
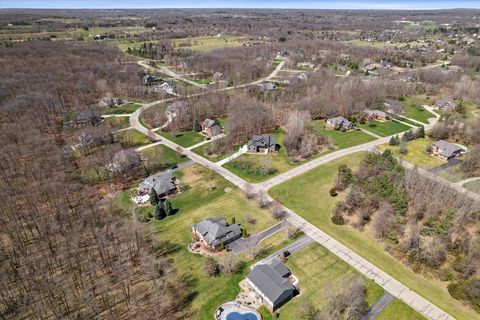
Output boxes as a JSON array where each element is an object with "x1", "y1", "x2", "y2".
[
  {"x1": 139, "y1": 172, "x2": 176, "y2": 196},
  {"x1": 193, "y1": 216, "x2": 242, "y2": 246},
  {"x1": 327, "y1": 116, "x2": 352, "y2": 127},
  {"x1": 434, "y1": 99, "x2": 457, "y2": 109},
  {"x1": 202, "y1": 118, "x2": 217, "y2": 128},
  {"x1": 108, "y1": 149, "x2": 141, "y2": 172},
  {"x1": 208, "y1": 125, "x2": 222, "y2": 136},
  {"x1": 364, "y1": 109, "x2": 388, "y2": 119},
  {"x1": 384, "y1": 100, "x2": 404, "y2": 113},
  {"x1": 247, "y1": 263, "x2": 294, "y2": 306},
  {"x1": 270, "y1": 259, "x2": 291, "y2": 278},
  {"x1": 261, "y1": 82, "x2": 277, "y2": 91},
  {"x1": 248, "y1": 134, "x2": 276, "y2": 149},
  {"x1": 433, "y1": 140, "x2": 464, "y2": 158},
  {"x1": 167, "y1": 101, "x2": 187, "y2": 113}
]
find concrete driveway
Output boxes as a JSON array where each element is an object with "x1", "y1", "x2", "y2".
[{"x1": 228, "y1": 221, "x2": 285, "y2": 254}]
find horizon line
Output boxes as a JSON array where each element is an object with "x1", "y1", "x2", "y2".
[{"x1": 2, "y1": 7, "x2": 480, "y2": 10}]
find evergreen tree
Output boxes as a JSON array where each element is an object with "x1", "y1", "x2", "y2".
[
  {"x1": 193, "y1": 119, "x2": 201, "y2": 132},
  {"x1": 231, "y1": 217, "x2": 236, "y2": 225},
  {"x1": 389, "y1": 136, "x2": 397, "y2": 146},
  {"x1": 164, "y1": 200, "x2": 173, "y2": 216},
  {"x1": 416, "y1": 126, "x2": 425, "y2": 139},
  {"x1": 149, "y1": 189, "x2": 159, "y2": 206},
  {"x1": 242, "y1": 227, "x2": 247, "y2": 238},
  {"x1": 154, "y1": 202, "x2": 166, "y2": 220}
]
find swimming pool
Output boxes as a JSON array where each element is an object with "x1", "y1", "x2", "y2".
[{"x1": 225, "y1": 311, "x2": 259, "y2": 320}]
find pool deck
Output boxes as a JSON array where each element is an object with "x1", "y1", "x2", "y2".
[{"x1": 216, "y1": 302, "x2": 261, "y2": 320}]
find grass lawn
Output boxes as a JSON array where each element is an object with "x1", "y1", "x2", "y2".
[
  {"x1": 111, "y1": 164, "x2": 281, "y2": 319},
  {"x1": 139, "y1": 144, "x2": 189, "y2": 167},
  {"x1": 377, "y1": 299, "x2": 427, "y2": 320},
  {"x1": 103, "y1": 116, "x2": 130, "y2": 128},
  {"x1": 268, "y1": 152, "x2": 478, "y2": 320},
  {"x1": 157, "y1": 130, "x2": 205, "y2": 148},
  {"x1": 172, "y1": 35, "x2": 246, "y2": 52},
  {"x1": 463, "y1": 180, "x2": 480, "y2": 194},
  {"x1": 378, "y1": 138, "x2": 444, "y2": 168},
  {"x1": 359, "y1": 120, "x2": 411, "y2": 137},
  {"x1": 192, "y1": 144, "x2": 240, "y2": 162},
  {"x1": 223, "y1": 129, "x2": 331, "y2": 183},
  {"x1": 308, "y1": 120, "x2": 377, "y2": 149},
  {"x1": 118, "y1": 129, "x2": 151, "y2": 146},
  {"x1": 277, "y1": 243, "x2": 384, "y2": 319},
  {"x1": 101, "y1": 103, "x2": 142, "y2": 115},
  {"x1": 72, "y1": 164, "x2": 111, "y2": 184},
  {"x1": 401, "y1": 96, "x2": 435, "y2": 124}
]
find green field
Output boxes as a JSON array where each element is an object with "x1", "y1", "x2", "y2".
[
  {"x1": 268, "y1": 152, "x2": 478, "y2": 320},
  {"x1": 119, "y1": 129, "x2": 151, "y2": 146},
  {"x1": 157, "y1": 130, "x2": 205, "y2": 147},
  {"x1": 139, "y1": 144, "x2": 188, "y2": 168},
  {"x1": 308, "y1": 120, "x2": 377, "y2": 149},
  {"x1": 378, "y1": 138, "x2": 444, "y2": 168},
  {"x1": 377, "y1": 299, "x2": 427, "y2": 320},
  {"x1": 101, "y1": 103, "x2": 142, "y2": 115},
  {"x1": 401, "y1": 97, "x2": 436, "y2": 124},
  {"x1": 172, "y1": 35, "x2": 246, "y2": 52},
  {"x1": 359, "y1": 120, "x2": 411, "y2": 137},
  {"x1": 277, "y1": 243, "x2": 384, "y2": 319}
]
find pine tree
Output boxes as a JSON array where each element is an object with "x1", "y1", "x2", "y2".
[
  {"x1": 389, "y1": 136, "x2": 397, "y2": 146},
  {"x1": 164, "y1": 200, "x2": 173, "y2": 216},
  {"x1": 417, "y1": 126, "x2": 425, "y2": 139},
  {"x1": 149, "y1": 189, "x2": 159, "y2": 206},
  {"x1": 193, "y1": 119, "x2": 201, "y2": 132},
  {"x1": 154, "y1": 202, "x2": 166, "y2": 220}
]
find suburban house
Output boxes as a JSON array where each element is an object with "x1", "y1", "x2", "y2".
[
  {"x1": 106, "y1": 149, "x2": 142, "y2": 172},
  {"x1": 261, "y1": 82, "x2": 277, "y2": 92},
  {"x1": 247, "y1": 134, "x2": 277, "y2": 154},
  {"x1": 99, "y1": 96, "x2": 123, "y2": 108},
  {"x1": 363, "y1": 109, "x2": 390, "y2": 121},
  {"x1": 201, "y1": 118, "x2": 222, "y2": 138},
  {"x1": 399, "y1": 75, "x2": 415, "y2": 82},
  {"x1": 430, "y1": 140, "x2": 465, "y2": 161},
  {"x1": 384, "y1": 100, "x2": 404, "y2": 114},
  {"x1": 192, "y1": 216, "x2": 242, "y2": 251},
  {"x1": 138, "y1": 172, "x2": 178, "y2": 198},
  {"x1": 276, "y1": 50, "x2": 289, "y2": 59},
  {"x1": 246, "y1": 260, "x2": 295, "y2": 311},
  {"x1": 363, "y1": 64, "x2": 377, "y2": 72},
  {"x1": 297, "y1": 62, "x2": 315, "y2": 69},
  {"x1": 380, "y1": 59, "x2": 393, "y2": 68},
  {"x1": 165, "y1": 101, "x2": 187, "y2": 118},
  {"x1": 213, "y1": 72, "x2": 224, "y2": 80},
  {"x1": 432, "y1": 99, "x2": 457, "y2": 111},
  {"x1": 326, "y1": 116, "x2": 355, "y2": 131},
  {"x1": 143, "y1": 74, "x2": 163, "y2": 85},
  {"x1": 158, "y1": 81, "x2": 176, "y2": 93}
]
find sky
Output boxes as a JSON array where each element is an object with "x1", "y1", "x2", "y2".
[{"x1": 1, "y1": 0, "x2": 480, "y2": 10}]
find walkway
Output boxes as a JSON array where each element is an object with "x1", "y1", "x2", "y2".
[
  {"x1": 362, "y1": 292, "x2": 395, "y2": 320},
  {"x1": 359, "y1": 128, "x2": 383, "y2": 139},
  {"x1": 229, "y1": 221, "x2": 286, "y2": 254},
  {"x1": 187, "y1": 133, "x2": 226, "y2": 150},
  {"x1": 216, "y1": 145, "x2": 248, "y2": 166}
]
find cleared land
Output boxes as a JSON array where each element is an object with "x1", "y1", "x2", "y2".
[
  {"x1": 359, "y1": 120, "x2": 411, "y2": 137},
  {"x1": 171, "y1": 35, "x2": 247, "y2": 52},
  {"x1": 378, "y1": 138, "x2": 444, "y2": 168},
  {"x1": 268, "y1": 152, "x2": 477, "y2": 320},
  {"x1": 401, "y1": 96, "x2": 435, "y2": 124},
  {"x1": 308, "y1": 120, "x2": 377, "y2": 149},
  {"x1": 377, "y1": 299, "x2": 427, "y2": 320},
  {"x1": 277, "y1": 243, "x2": 384, "y2": 319}
]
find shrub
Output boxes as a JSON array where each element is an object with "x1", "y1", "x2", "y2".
[
  {"x1": 332, "y1": 213, "x2": 345, "y2": 225},
  {"x1": 329, "y1": 187, "x2": 338, "y2": 197},
  {"x1": 448, "y1": 281, "x2": 467, "y2": 300}
]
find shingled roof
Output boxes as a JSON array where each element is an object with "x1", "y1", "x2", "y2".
[{"x1": 193, "y1": 217, "x2": 242, "y2": 247}]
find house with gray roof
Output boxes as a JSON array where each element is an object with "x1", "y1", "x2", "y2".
[
  {"x1": 138, "y1": 172, "x2": 177, "y2": 198},
  {"x1": 260, "y1": 82, "x2": 277, "y2": 92},
  {"x1": 106, "y1": 149, "x2": 142, "y2": 173},
  {"x1": 326, "y1": 116, "x2": 355, "y2": 131},
  {"x1": 432, "y1": 99, "x2": 457, "y2": 112},
  {"x1": 247, "y1": 134, "x2": 277, "y2": 154},
  {"x1": 165, "y1": 101, "x2": 187, "y2": 118},
  {"x1": 143, "y1": 74, "x2": 163, "y2": 85},
  {"x1": 201, "y1": 118, "x2": 222, "y2": 138},
  {"x1": 192, "y1": 216, "x2": 242, "y2": 250},
  {"x1": 384, "y1": 100, "x2": 404, "y2": 114},
  {"x1": 247, "y1": 261, "x2": 295, "y2": 311},
  {"x1": 430, "y1": 140, "x2": 465, "y2": 160},
  {"x1": 362, "y1": 109, "x2": 390, "y2": 121}
]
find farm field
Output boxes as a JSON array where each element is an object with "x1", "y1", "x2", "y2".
[
  {"x1": 377, "y1": 137, "x2": 445, "y2": 168},
  {"x1": 308, "y1": 120, "x2": 377, "y2": 149},
  {"x1": 268, "y1": 152, "x2": 478, "y2": 320},
  {"x1": 171, "y1": 35, "x2": 247, "y2": 52},
  {"x1": 277, "y1": 243, "x2": 384, "y2": 319},
  {"x1": 358, "y1": 119, "x2": 411, "y2": 137}
]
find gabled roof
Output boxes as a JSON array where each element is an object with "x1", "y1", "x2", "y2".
[
  {"x1": 248, "y1": 134, "x2": 276, "y2": 148},
  {"x1": 364, "y1": 109, "x2": 388, "y2": 119},
  {"x1": 327, "y1": 116, "x2": 352, "y2": 127},
  {"x1": 202, "y1": 118, "x2": 217, "y2": 128},
  {"x1": 434, "y1": 99, "x2": 457, "y2": 109},
  {"x1": 432, "y1": 140, "x2": 464, "y2": 158},
  {"x1": 247, "y1": 263, "x2": 294, "y2": 306},
  {"x1": 193, "y1": 217, "x2": 242, "y2": 246},
  {"x1": 139, "y1": 172, "x2": 176, "y2": 196}
]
